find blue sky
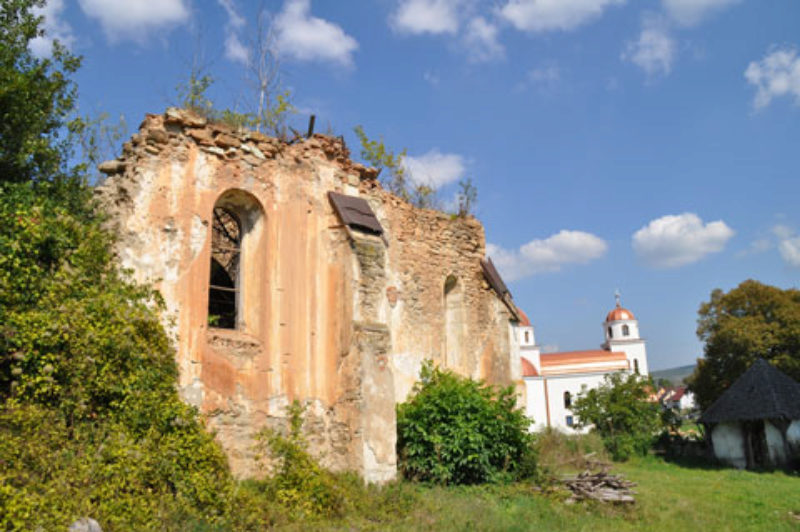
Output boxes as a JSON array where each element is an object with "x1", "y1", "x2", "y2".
[{"x1": 32, "y1": 0, "x2": 800, "y2": 371}]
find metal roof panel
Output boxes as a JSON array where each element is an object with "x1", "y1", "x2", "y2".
[{"x1": 328, "y1": 191, "x2": 384, "y2": 235}]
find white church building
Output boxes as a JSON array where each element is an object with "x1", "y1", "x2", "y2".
[{"x1": 514, "y1": 295, "x2": 649, "y2": 432}]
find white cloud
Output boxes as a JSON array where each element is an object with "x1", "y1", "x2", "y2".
[
  {"x1": 622, "y1": 16, "x2": 676, "y2": 77},
  {"x1": 498, "y1": 0, "x2": 626, "y2": 33},
  {"x1": 403, "y1": 150, "x2": 466, "y2": 187},
  {"x1": 225, "y1": 33, "x2": 249, "y2": 65},
  {"x1": 770, "y1": 225, "x2": 800, "y2": 268},
  {"x1": 216, "y1": 0, "x2": 249, "y2": 65},
  {"x1": 78, "y1": 0, "x2": 189, "y2": 42},
  {"x1": 779, "y1": 237, "x2": 800, "y2": 268},
  {"x1": 772, "y1": 224, "x2": 794, "y2": 240},
  {"x1": 662, "y1": 0, "x2": 741, "y2": 26},
  {"x1": 487, "y1": 230, "x2": 608, "y2": 281},
  {"x1": 29, "y1": 0, "x2": 74, "y2": 57},
  {"x1": 737, "y1": 237, "x2": 772, "y2": 257},
  {"x1": 390, "y1": 0, "x2": 462, "y2": 35},
  {"x1": 527, "y1": 65, "x2": 560, "y2": 84},
  {"x1": 217, "y1": 0, "x2": 245, "y2": 29},
  {"x1": 423, "y1": 70, "x2": 440, "y2": 86},
  {"x1": 744, "y1": 46, "x2": 800, "y2": 110},
  {"x1": 274, "y1": 0, "x2": 358, "y2": 67},
  {"x1": 463, "y1": 17, "x2": 505, "y2": 62},
  {"x1": 517, "y1": 63, "x2": 560, "y2": 92},
  {"x1": 632, "y1": 213, "x2": 734, "y2": 268}
]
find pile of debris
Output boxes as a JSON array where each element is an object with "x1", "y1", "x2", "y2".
[{"x1": 561, "y1": 468, "x2": 636, "y2": 504}]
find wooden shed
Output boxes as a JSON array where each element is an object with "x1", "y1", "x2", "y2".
[{"x1": 700, "y1": 359, "x2": 800, "y2": 469}]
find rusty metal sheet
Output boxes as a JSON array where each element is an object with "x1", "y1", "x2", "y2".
[
  {"x1": 481, "y1": 257, "x2": 510, "y2": 299},
  {"x1": 328, "y1": 191, "x2": 384, "y2": 235}
]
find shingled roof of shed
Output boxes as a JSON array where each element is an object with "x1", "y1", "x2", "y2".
[{"x1": 700, "y1": 358, "x2": 800, "y2": 424}]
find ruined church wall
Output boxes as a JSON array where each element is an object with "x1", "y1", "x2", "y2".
[
  {"x1": 360, "y1": 189, "x2": 514, "y2": 402},
  {"x1": 97, "y1": 109, "x2": 516, "y2": 482}
]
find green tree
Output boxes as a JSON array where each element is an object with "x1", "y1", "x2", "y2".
[
  {"x1": 572, "y1": 372, "x2": 662, "y2": 461},
  {"x1": 396, "y1": 361, "x2": 536, "y2": 485},
  {"x1": 688, "y1": 279, "x2": 800, "y2": 411},
  {"x1": 0, "y1": 0, "x2": 82, "y2": 187},
  {"x1": 0, "y1": 3, "x2": 235, "y2": 528},
  {"x1": 353, "y1": 124, "x2": 413, "y2": 201},
  {"x1": 174, "y1": 19, "x2": 295, "y2": 136},
  {"x1": 456, "y1": 177, "x2": 478, "y2": 217}
]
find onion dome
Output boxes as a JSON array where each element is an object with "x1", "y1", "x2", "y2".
[
  {"x1": 606, "y1": 291, "x2": 635, "y2": 321},
  {"x1": 606, "y1": 306, "x2": 635, "y2": 322}
]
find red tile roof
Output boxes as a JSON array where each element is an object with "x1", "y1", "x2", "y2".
[
  {"x1": 517, "y1": 308, "x2": 531, "y2": 327},
  {"x1": 541, "y1": 350, "x2": 628, "y2": 367},
  {"x1": 521, "y1": 356, "x2": 538, "y2": 377}
]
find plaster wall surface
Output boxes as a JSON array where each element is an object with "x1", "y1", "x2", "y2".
[
  {"x1": 525, "y1": 373, "x2": 610, "y2": 433},
  {"x1": 765, "y1": 421, "x2": 788, "y2": 466},
  {"x1": 711, "y1": 422, "x2": 746, "y2": 469},
  {"x1": 97, "y1": 109, "x2": 516, "y2": 481},
  {"x1": 787, "y1": 420, "x2": 800, "y2": 451},
  {"x1": 523, "y1": 378, "x2": 547, "y2": 431}
]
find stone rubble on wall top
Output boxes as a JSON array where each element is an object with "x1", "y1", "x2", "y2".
[{"x1": 99, "y1": 107, "x2": 384, "y2": 185}]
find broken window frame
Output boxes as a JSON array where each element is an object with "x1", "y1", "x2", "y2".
[{"x1": 208, "y1": 207, "x2": 242, "y2": 329}]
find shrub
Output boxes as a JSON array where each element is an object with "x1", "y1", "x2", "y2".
[
  {"x1": 252, "y1": 401, "x2": 346, "y2": 519},
  {"x1": 0, "y1": 157, "x2": 234, "y2": 531},
  {"x1": 571, "y1": 372, "x2": 662, "y2": 461},
  {"x1": 396, "y1": 361, "x2": 536, "y2": 485},
  {"x1": 0, "y1": 404, "x2": 232, "y2": 531}
]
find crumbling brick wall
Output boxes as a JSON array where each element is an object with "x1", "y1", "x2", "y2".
[{"x1": 96, "y1": 109, "x2": 518, "y2": 482}]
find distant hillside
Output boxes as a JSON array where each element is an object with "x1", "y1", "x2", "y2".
[{"x1": 650, "y1": 364, "x2": 696, "y2": 386}]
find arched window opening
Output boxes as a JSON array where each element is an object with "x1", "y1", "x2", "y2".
[
  {"x1": 443, "y1": 275, "x2": 465, "y2": 368},
  {"x1": 622, "y1": 324, "x2": 630, "y2": 337},
  {"x1": 564, "y1": 391, "x2": 572, "y2": 409},
  {"x1": 634, "y1": 359, "x2": 640, "y2": 374},
  {"x1": 206, "y1": 189, "x2": 265, "y2": 334},
  {"x1": 607, "y1": 326, "x2": 613, "y2": 339},
  {"x1": 208, "y1": 207, "x2": 241, "y2": 329},
  {"x1": 524, "y1": 330, "x2": 530, "y2": 343}
]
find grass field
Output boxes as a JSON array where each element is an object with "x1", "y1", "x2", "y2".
[{"x1": 275, "y1": 456, "x2": 800, "y2": 531}]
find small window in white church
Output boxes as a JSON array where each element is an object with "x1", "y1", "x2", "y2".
[
  {"x1": 566, "y1": 415, "x2": 574, "y2": 427},
  {"x1": 564, "y1": 391, "x2": 572, "y2": 408},
  {"x1": 608, "y1": 326, "x2": 613, "y2": 339},
  {"x1": 634, "y1": 359, "x2": 640, "y2": 374},
  {"x1": 524, "y1": 331, "x2": 530, "y2": 343},
  {"x1": 622, "y1": 324, "x2": 630, "y2": 336}
]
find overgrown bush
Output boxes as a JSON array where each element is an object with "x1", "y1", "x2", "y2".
[
  {"x1": 572, "y1": 372, "x2": 663, "y2": 461},
  {"x1": 0, "y1": 179, "x2": 235, "y2": 531},
  {"x1": 0, "y1": 4, "x2": 237, "y2": 526},
  {"x1": 0, "y1": 404, "x2": 232, "y2": 531},
  {"x1": 397, "y1": 361, "x2": 536, "y2": 485},
  {"x1": 251, "y1": 401, "x2": 346, "y2": 520}
]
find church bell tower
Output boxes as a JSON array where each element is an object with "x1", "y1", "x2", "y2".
[{"x1": 602, "y1": 292, "x2": 649, "y2": 376}]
